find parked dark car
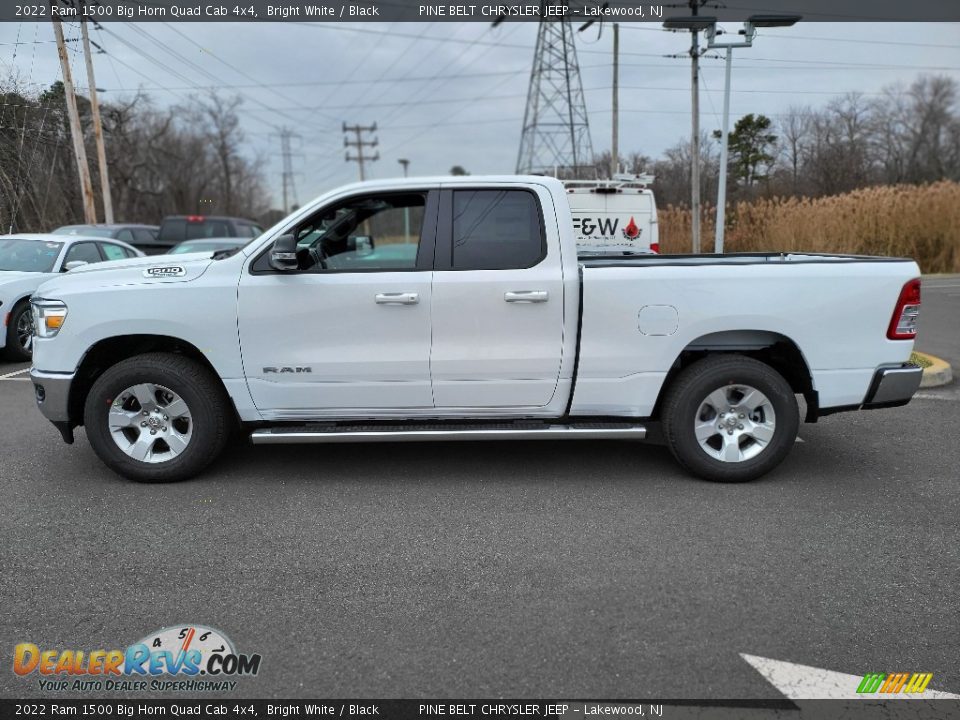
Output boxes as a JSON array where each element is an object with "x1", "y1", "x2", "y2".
[
  {"x1": 52, "y1": 224, "x2": 163, "y2": 255},
  {"x1": 157, "y1": 215, "x2": 264, "y2": 252},
  {"x1": 168, "y1": 238, "x2": 249, "y2": 255}
]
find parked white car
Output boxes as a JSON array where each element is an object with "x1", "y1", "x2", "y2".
[
  {"x1": 0, "y1": 233, "x2": 143, "y2": 360},
  {"x1": 29, "y1": 176, "x2": 923, "y2": 484}
]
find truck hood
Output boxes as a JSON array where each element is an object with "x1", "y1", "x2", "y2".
[{"x1": 35, "y1": 253, "x2": 214, "y2": 298}]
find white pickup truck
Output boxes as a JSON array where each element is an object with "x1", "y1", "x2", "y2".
[{"x1": 29, "y1": 176, "x2": 923, "y2": 483}]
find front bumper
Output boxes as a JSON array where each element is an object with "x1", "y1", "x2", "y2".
[
  {"x1": 862, "y1": 362, "x2": 924, "y2": 409},
  {"x1": 30, "y1": 368, "x2": 76, "y2": 443}
]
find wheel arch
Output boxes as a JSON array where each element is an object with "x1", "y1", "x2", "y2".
[
  {"x1": 68, "y1": 334, "x2": 233, "y2": 426},
  {"x1": 652, "y1": 330, "x2": 818, "y2": 421}
]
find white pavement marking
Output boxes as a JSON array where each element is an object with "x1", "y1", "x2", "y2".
[
  {"x1": 740, "y1": 654, "x2": 960, "y2": 700},
  {"x1": 913, "y1": 392, "x2": 957, "y2": 401},
  {"x1": 795, "y1": 436, "x2": 805, "y2": 443},
  {"x1": 0, "y1": 367, "x2": 31, "y2": 379}
]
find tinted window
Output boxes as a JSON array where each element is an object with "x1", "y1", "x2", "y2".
[
  {"x1": 100, "y1": 243, "x2": 129, "y2": 261},
  {"x1": 158, "y1": 219, "x2": 186, "y2": 244},
  {"x1": 64, "y1": 242, "x2": 102, "y2": 267},
  {"x1": 133, "y1": 229, "x2": 156, "y2": 245},
  {"x1": 186, "y1": 220, "x2": 230, "y2": 240},
  {"x1": 116, "y1": 229, "x2": 135, "y2": 244},
  {"x1": 451, "y1": 190, "x2": 544, "y2": 270}
]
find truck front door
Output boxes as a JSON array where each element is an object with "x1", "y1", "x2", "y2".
[{"x1": 238, "y1": 190, "x2": 438, "y2": 418}]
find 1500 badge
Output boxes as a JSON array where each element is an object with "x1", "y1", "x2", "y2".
[{"x1": 143, "y1": 266, "x2": 186, "y2": 278}]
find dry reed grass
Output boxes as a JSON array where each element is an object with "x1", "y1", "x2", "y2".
[{"x1": 658, "y1": 181, "x2": 960, "y2": 273}]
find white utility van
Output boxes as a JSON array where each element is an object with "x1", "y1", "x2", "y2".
[{"x1": 565, "y1": 173, "x2": 659, "y2": 254}]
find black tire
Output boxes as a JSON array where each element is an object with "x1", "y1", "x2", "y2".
[
  {"x1": 661, "y1": 355, "x2": 799, "y2": 483},
  {"x1": 83, "y1": 353, "x2": 232, "y2": 482},
  {"x1": 4, "y1": 301, "x2": 33, "y2": 362}
]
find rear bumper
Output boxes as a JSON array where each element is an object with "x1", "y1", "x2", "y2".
[
  {"x1": 817, "y1": 362, "x2": 923, "y2": 418},
  {"x1": 862, "y1": 362, "x2": 923, "y2": 408},
  {"x1": 30, "y1": 369, "x2": 76, "y2": 443}
]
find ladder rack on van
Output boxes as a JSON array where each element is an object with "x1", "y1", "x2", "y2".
[{"x1": 563, "y1": 173, "x2": 655, "y2": 194}]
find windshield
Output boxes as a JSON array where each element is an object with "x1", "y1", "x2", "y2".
[
  {"x1": 52, "y1": 226, "x2": 114, "y2": 238},
  {"x1": 0, "y1": 239, "x2": 63, "y2": 272}
]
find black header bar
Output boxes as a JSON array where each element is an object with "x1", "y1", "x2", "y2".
[{"x1": 3, "y1": 1, "x2": 959, "y2": 23}]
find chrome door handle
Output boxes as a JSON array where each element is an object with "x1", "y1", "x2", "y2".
[
  {"x1": 504, "y1": 290, "x2": 549, "y2": 303},
  {"x1": 375, "y1": 292, "x2": 419, "y2": 305}
]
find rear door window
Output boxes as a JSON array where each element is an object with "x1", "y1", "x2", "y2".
[
  {"x1": 450, "y1": 190, "x2": 544, "y2": 271},
  {"x1": 100, "y1": 243, "x2": 129, "y2": 261}
]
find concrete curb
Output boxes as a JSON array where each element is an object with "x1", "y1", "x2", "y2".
[{"x1": 915, "y1": 351, "x2": 953, "y2": 388}]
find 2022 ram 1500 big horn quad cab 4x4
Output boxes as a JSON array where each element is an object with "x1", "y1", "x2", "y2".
[{"x1": 28, "y1": 176, "x2": 923, "y2": 483}]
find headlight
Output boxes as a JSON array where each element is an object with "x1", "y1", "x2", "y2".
[{"x1": 31, "y1": 299, "x2": 68, "y2": 338}]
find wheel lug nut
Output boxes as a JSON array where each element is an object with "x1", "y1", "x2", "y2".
[
  {"x1": 727, "y1": 429, "x2": 734, "y2": 435},
  {"x1": 140, "y1": 421, "x2": 147, "y2": 427},
  {"x1": 150, "y1": 429, "x2": 157, "y2": 435},
  {"x1": 738, "y1": 424, "x2": 744, "y2": 430},
  {"x1": 163, "y1": 415, "x2": 168, "y2": 421},
  {"x1": 162, "y1": 427, "x2": 167, "y2": 432},
  {"x1": 739, "y1": 413, "x2": 745, "y2": 418},
  {"x1": 142, "y1": 410, "x2": 148, "y2": 416}
]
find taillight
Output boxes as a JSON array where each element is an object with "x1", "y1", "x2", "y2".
[
  {"x1": 650, "y1": 242, "x2": 660, "y2": 254},
  {"x1": 887, "y1": 278, "x2": 921, "y2": 340},
  {"x1": 186, "y1": 215, "x2": 204, "y2": 223}
]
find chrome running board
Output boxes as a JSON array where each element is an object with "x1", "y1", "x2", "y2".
[{"x1": 250, "y1": 422, "x2": 646, "y2": 445}]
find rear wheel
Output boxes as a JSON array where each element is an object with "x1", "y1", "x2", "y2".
[
  {"x1": 83, "y1": 353, "x2": 231, "y2": 482},
  {"x1": 4, "y1": 301, "x2": 34, "y2": 361},
  {"x1": 661, "y1": 355, "x2": 799, "y2": 483}
]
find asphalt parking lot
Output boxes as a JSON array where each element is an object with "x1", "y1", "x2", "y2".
[{"x1": 1, "y1": 277, "x2": 957, "y2": 700}]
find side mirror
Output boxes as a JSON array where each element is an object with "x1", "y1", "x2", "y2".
[
  {"x1": 64, "y1": 260, "x2": 88, "y2": 272},
  {"x1": 268, "y1": 234, "x2": 299, "y2": 272}
]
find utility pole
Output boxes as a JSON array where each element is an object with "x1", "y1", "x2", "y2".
[
  {"x1": 343, "y1": 122, "x2": 378, "y2": 181},
  {"x1": 79, "y1": 8, "x2": 113, "y2": 224},
  {"x1": 52, "y1": 14, "x2": 96, "y2": 224},
  {"x1": 279, "y1": 127, "x2": 300, "y2": 214},
  {"x1": 398, "y1": 158, "x2": 410, "y2": 242},
  {"x1": 611, "y1": 23, "x2": 619, "y2": 178},
  {"x1": 690, "y1": 2, "x2": 702, "y2": 254},
  {"x1": 664, "y1": 4, "x2": 718, "y2": 254}
]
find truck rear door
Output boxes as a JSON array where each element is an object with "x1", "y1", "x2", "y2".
[{"x1": 429, "y1": 186, "x2": 565, "y2": 409}]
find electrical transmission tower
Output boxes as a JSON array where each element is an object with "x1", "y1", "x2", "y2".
[
  {"x1": 278, "y1": 127, "x2": 300, "y2": 214},
  {"x1": 513, "y1": 9, "x2": 596, "y2": 179},
  {"x1": 343, "y1": 122, "x2": 379, "y2": 181}
]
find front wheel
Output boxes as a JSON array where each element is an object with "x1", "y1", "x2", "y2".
[
  {"x1": 83, "y1": 353, "x2": 232, "y2": 482},
  {"x1": 4, "y1": 301, "x2": 34, "y2": 361},
  {"x1": 661, "y1": 355, "x2": 799, "y2": 483}
]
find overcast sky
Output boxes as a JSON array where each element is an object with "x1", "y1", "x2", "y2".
[{"x1": 1, "y1": 21, "x2": 959, "y2": 209}]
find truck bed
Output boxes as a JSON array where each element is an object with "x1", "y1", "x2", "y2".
[{"x1": 578, "y1": 251, "x2": 914, "y2": 268}]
